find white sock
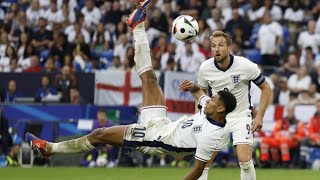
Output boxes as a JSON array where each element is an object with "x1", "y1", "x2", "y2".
[
  {"x1": 239, "y1": 159, "x2": 256, "y2": 180},
  {"x1": 47, "y1": 136, "x2": 95, "y2": 153},
  {"x1": 197, "y1": 167, "x2": 209, "y2": 180},
  {"x1": 133, "y1": 22, "x2": 153, "y2": 75}
]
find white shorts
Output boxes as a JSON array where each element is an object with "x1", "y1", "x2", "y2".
[
  {"x1": 215, "y1": 114, "x2": 254, "y2": 150},
  {"x1": 123, "y1": 106, "x2": 173, "y2": 155}
]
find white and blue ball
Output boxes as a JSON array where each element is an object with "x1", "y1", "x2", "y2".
[{"x1": 172, "y1": 15, "x2": 199, "y2": 42}]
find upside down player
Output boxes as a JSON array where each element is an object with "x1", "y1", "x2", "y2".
[
  {"x1": 26, "y1": 1, "x2": 237, "y2": 179},
  {"x1": 197, "y1": 31, "x2": 271, "y2": 180}
]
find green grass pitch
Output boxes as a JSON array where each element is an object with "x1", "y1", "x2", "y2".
[{"x1": 0, "y1": 167, "x2": 319, "y2": 180}]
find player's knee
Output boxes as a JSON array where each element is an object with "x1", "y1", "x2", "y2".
[
  {"x1": 237, "y1": 153, "x2": 252, "y2": 163},
  {"x1": 90, "y1": 127, "x2": 108, "y2": 143},
  {"x1": 239, "y1": 159, "x2": 254, "y2": 171},
  {"x1": 140, "y1": 71, "x2": 157, "y2": 82}
]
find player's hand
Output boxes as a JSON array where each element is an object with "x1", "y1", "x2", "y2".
[
  {"x1": 252, "y1": 116, "x2": 263, "y2": 132},
  {"x1": 178, "y1": 80, "x2": 196, "y2": 92}
]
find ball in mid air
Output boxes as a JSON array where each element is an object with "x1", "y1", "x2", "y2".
[{"x1": 172, "y1": 15, "x2": 199, "y2": 42}]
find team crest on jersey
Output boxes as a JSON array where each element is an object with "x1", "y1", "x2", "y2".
[
  {"x1": 193, "y1": 125, "x2": 202, "y2": 133},
  {"x1": 231, "y1": 74, "x2": 241, "y2": 87}
]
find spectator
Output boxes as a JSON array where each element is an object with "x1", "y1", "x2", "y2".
[
  {"x1": 199, "y1": 38, "x2": 212, "y2": 59},
  {"x1": 297, "y1": 90, "x2": 315, "y2": 104},
  {"x1": 299, "y1": 100, "x2": 320, "y2": 168},
  {"x1": 50, "y1": 32, "x2": 72, "y2": 65},
  {"x1": 160, "y1": 42, "x2": 178, "y2": 71},
  {"x1": 103, "y1": 0, "x2": 124, "y2": 25},
  {"x1": 224, "y1": 8, "x2": 249, "y2": 41},
  {"x1": 24, "y1": 55, "x2": 42, "y2": 72},
  {"x1": 274, "y1": 76, "x2": 290, "y2": 105},
  {"x1": 297, "y1": 20, "x2": 320, "y2": 63},
  {"x1": 60, "y1": 2, "x2": 76, "y2": 27},
  {"x1": 43, "y1": 0, "x2": 64, "y2": 28},
  {"x1": 9, "y1": 58, "x2": 22, "y2": 72},
  {"x1": 55, "y1": 65, "x2": 77, "y2": 102},
  {"x1": 149, "y1": 8, "x2": 169, "y2": 33},
  {"x1": 309, "y1": 83, "x2": 320, "y2": 101},
  {"x1": 145, "y1": 19, "x2": 162, "y2": 47},
  {"x1": 81, "y1": 0, "x2": 101, "y2": 33},
  {"x1": 65, "y1": 19, "x2": 91, "y2": 45},
  {"x1": 283, "y1": 0, "x2": 304, "y2": 46},
  {"x1": 30, "y1": 17, "x2": 53, "y2": 54},
  {"x1": 256, "y1": 10, "x2": 283, "y2": 67},
  {"x1": 280, "y1": 53, "x2": 299, "y2": 78},
  {"x1": 26, "y1": 0, "x2": 42, "y2": 27},
  {"x1": 91, "y1": 22, "x2": 111, "y2": 56},
  {"x1": 247, "y1": 0, "x2": 263, "y2": 22},
  {"x1": 178, "y1": 42, "x2": 205, "y2": 73},
  {"x1": 300, "y1": 46, "x2": 319, "y2": 73},
  {"x1": 81, "y1": 109, "x2": 116, "y2": 167},
  {"x1": 0, "y1": 46, "x2": 16, "y2": 72},
  {"x1": 43, "y1": 56, "x2": 57, "y2": 73},
  {"x1": 287, "y1": 65, "x2": 312, "y2": 94},
  {"x1": 0, "y1": 32, "x2": 9, "y2": 58},
  {"x1": 6, "y1": 144, "x2": 20, "y2": 166},
  {"x1": 153, "y1": 35, "x2": 168, "y2": 60},
  {"x1": 72, "y1": 34, "x2": 91, "y2": 72},
  {"x1": 9, "y1": 14, "x2": 32, "y2": 44},
  {"x1": 195, "y1": 20, "x2": 211, "y2": 45},
  {"x1": 164, "y1": 57, "x2": 177, "y2": 71},
  {"x1": 256, "y1": 0, "x2": 282, "y2": 21},
  {"x1": 3, "y1": 80, "x2": 22, "y2": 103},
  {"x1": 113, "y1": 34, "x2": 131, "y2": 64},
  {"x1": 57, "y1": 0, "x2": 78, "y2": 12},
  {"x1": 206, "y1": 8, "x2": 222, "y2": 32},
  {"x1": 260, "y1": 105, "x2": 306, "y2": 168},
  {"x1": 35, "y1": 75, "x2": 57, "y2": 101},
  {"x1": 17, "y1": 32, "x2": 32, "y2": 64},
  {"x1": 108, "y1": 56, "x2": 123, "y2": 71},
  {"x1": 69, "y1": 88, "x2": 84, "y2": 104},
  {"x1": 39, "y1": 0, "x2": 50, "y2": 9}
]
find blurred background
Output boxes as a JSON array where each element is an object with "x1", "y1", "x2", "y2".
[{"x1": 0, "y1": 0, "x2": 320, "y2": 172}]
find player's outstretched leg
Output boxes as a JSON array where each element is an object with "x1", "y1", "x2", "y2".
[
  {"x1": 26, "y1": 125, "x2": 127, "y2": 158},
  {"x1": 127, "y1": 0, "x2": 166, "y2": 113}
]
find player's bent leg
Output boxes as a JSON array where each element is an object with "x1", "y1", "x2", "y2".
[
  {"x1": 87, "y1": 126, "x2": 127, "y2": 146},
  {"x1": 26, "y1": 126, "x2": 127, "y2": 158},
  {"x1": 197, "y1": 151, "x2": 218, "y2": 180},
  {"x1": 140, "y1": 71, "x2": 165, "y2": 106},
  {"x1": 236, "y1": 144, "x2": 256, "y2": 180},
  {"x1": 133, "y1": 22, "x2": 165, "y2": 106}
]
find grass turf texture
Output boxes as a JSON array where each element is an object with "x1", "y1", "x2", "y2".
[{"x1": 0, "y1": 167, "x2": 319, "y2": 180}]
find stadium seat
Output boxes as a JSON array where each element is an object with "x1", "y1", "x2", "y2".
[{"x1": 244, "y1": 48, "x2": 262, "y2": 64}]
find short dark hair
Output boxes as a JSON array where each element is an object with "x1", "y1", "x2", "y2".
[{"x1": 217, "y1": 90, "x2": 237, "y2": 114}]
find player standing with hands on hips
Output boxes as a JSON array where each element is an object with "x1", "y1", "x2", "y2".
[{"x1": 197, "y1": 31, "x2": 271, "y2": 180}]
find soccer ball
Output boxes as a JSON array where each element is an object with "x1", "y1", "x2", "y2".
[
  {"x1": 96, "y1": 155, "x2": 108, "y2": 167},
  {"x1": 172, "y1": 15, "x2": 199, "y2": 42}
]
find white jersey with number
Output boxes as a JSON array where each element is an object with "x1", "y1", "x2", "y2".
[
  {"x1": 198, "y1": 55, "x2": 265, "y2": 119},
  {"x1": 124, "y1": 96, "x2": 225, "y2": 162}
]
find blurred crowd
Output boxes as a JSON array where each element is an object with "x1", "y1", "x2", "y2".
[
  {"x1": 0, "y1": 0, "x2": 319, "y2": 104},
  {"x1": 0, "y1": 0, "x2": 320, "y2": 168}
]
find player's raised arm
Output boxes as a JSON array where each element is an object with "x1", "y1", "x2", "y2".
[{"x1": 178, "y1": 80, "x2": 205, "y2": 100}]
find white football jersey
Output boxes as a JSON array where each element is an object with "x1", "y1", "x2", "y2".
[
  {"x1": 125, "y1": 95, "x2": 226, "y2": 162},
  {"x1": 159, "y1": 95, "x2": 225, "y2": 162},
  {"x1": 198, "y1": 55, "x2": 265, "y2": 118}
]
